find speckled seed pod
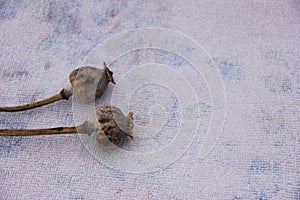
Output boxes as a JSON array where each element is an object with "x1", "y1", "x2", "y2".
[
  {"x1": 94, "y1": 105, "x2": 134, "y2": 147},
  {"x1": 69, "y1": 63, "x2": 115, "y2": 103}
]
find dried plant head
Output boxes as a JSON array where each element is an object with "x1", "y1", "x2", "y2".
[
  {"x1": 0, "y1": 63, "x2": 115, "y2": 112},
  {"x1": 94, "y1": 105, "x2": 134, "y2": 147},
  {"x1": 69, "y1": 63, "x2": 115, "y2": 103},
  {"x1": 0, "y1": 105, "x2": 134, "y2": 148}
]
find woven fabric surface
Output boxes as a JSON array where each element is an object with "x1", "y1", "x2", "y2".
[{"x1": 0, "y1": 0, "x2": 299, "y2": 199}]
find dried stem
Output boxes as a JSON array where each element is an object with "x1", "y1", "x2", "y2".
[
  {"x1": 0, "y1": 121, "x2": 92, "y2": 136},
  {"x1": 0, "y1": 89, "x2": 72, "y2": 112}
]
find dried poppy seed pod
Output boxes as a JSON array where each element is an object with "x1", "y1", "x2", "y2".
[
  {"x1": 0, "y1": 63, "x2": 115, "y2": 112},
  {"x1": 94, "y1": 105, "x2": 134, "y2": 147},
  {"x1": 69, "y1": 63, "x2": 115, "y2": 103},
  {"x1": 0, "y1": 105, "x2": 134, "y2": 148}
]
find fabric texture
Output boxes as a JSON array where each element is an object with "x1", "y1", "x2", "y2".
[{"x1": 0, "y1": 0, "x2": 299, "y2": 199}]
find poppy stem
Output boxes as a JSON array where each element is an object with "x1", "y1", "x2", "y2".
[
  {"x1": 0, "y1": 89, "x2": 72, "y2": 112},
  {"x1": 0, "y1": 121, "x2": 93, "y2": 136}
]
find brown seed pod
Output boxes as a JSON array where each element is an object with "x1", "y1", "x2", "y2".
[
  {"x1": 94, "y1": 105, "x2": 134, "y2": 147},
  {"x1": 69, "y1": 63, "x2": 115, "y2": 103},
  {"x1": 0, "y1": 63, "x2": 115, "y2": 112},
  {"x1": 0, "y1": 105, "x2": 134, "y2": 148}
]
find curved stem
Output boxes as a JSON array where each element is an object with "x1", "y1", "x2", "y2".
[
  {"x1": 0, "y1": 121, "x2": 93, "y2": 136},
  {"x1": 0, "y1": 89, "x2": 72, "y2": 112}
]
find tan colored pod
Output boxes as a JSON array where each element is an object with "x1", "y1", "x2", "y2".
[
  {"x1": 0, "y1": 105, "x2": 134, "y2": 148},
  {"x1": 0, "y1": 63, "x2": 115, "y2": 112},
  {"x1": 69, "y1": 63, "x2": 115, "y2": 103},
  {"x1": 94, "y1": 105, "x2": 134, "y2": 147}
]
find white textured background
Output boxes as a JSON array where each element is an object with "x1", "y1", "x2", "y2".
[{"x1": 0, "y1": 0, "x2": 299, "y2": 199}]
